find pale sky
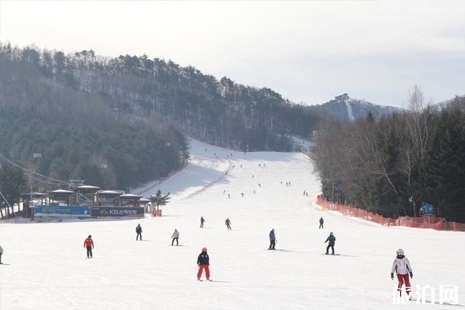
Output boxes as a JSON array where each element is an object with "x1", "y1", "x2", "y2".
[{"x1": 1, "y1": 1, "x2": 464, "y2": 108}]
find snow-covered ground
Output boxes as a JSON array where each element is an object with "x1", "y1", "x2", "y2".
[{"x1": 0, "y1": 139, "x2": 464, "y2": 310}]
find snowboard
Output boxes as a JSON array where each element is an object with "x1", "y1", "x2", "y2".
[{"x1": 322, "y1": 253, "x2": 340, "y2": 256}]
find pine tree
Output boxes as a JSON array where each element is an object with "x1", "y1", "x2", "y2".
[{"x1": 150, "y1": 190, "x2": 171, "y2": 210}]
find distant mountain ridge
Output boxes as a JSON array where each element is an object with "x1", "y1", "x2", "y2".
[{"x1": 307, "y1": 93, "x2": 403, "y2": 122}]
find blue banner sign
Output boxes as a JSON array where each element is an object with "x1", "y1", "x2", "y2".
[{"x1": 35, "y1": 205, "x2": 91, "y2": 217}]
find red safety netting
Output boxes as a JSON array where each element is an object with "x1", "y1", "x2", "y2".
[{"x1": 316, "y1": 195, "x2": 465, "y2": 232}]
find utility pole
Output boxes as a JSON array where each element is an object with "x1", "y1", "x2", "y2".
[{"x1": 99, "y1": 164, "x2": 107, "y2": 189}]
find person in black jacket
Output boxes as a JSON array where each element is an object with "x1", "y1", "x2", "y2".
[
  {"x1": 319, "y1": 217, "x2": 324, "y2": 229},
  {"x1": 197, "y1": 247, "x2": 210, "y2": 281},
  {"x1": 324, "y1": 232, "x2": 336, "y2": 255},
  {"x1": 136, "y1": 224, "x2": 143, "y2": 241},
  {"x1": 225, "y1": 218, "x2": 232, "y2": 230}
]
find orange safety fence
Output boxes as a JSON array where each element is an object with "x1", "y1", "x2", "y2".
[{"x1": 316, "y1": 195, "x2": 465, "y2": 232}]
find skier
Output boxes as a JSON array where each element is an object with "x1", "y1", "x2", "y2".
[
  {"x1": 136, "y1": 224, "x2": 143, "y2": 241},
  {"x1": 225, "y1": 218, "x2": 232, "y2": 230},
  {"x1": 268, "y1": 229, "x2": 276, "y2": 250},
  {"x1": 171, "y1": 229, "x2": 180, "y2": 246},
  {"x1": 319, "y1": 217, "x2": 324, "y2": 229},
  {"x1": 197, "y1": 247, "x2": 210, "y2": 281},
  {"x1": 83, "y1": 235, "x2": 94, "y2": 258},
  {"x1": 200, "y1": 216, "x2": 205, "y2": 228},
  {"x1": 391, "y1": 248, "x2": 413, "y2": 297},
  {"x1": 324, "y1": 232, "x2": 336, "y2": 255},
  {"x1": 0, "y1": 245, "x2": 3, "y2": 264}
]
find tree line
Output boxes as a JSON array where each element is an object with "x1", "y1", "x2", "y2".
[
  {"x1": 0, "y1": 42, "x2": 318, "y2": 214},
  {"x1": 312, "y1": 86, "x2": 465, "y2": 223},
  {"x1": 0, "y1": 42, "x2": 319, "y2": 153},
  {"x1": 0, "y1": 42, "x2": 191, "y2": 210}
]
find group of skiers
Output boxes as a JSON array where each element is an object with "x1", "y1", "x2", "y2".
[
  {"x1": 74, "y1": 214, "x2": 410, "y2": 290},
  {"x1": 318, "y1": 217, "x2": 336, "y2": 254},
  {"x1": 135, "y1": 223, "x2": 180, "y2": 246},
  {"x1": 318, "y1": 217, "x2": 414, "y2": 297},
  {"x1": 78, "y1": 216, "x2": 413, "y2": 288},
  {"x1": 199, "y1": 216, "x2": 233, "y2": 230}
]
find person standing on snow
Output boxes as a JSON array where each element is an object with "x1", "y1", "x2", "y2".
[
  {"x1": 391, "y1": 248, "x2": 413, "y2": 297},
  {"x1": 171, "y1": 229, "x2": 180, "y2": 246},
  {"x1": 324, "y1": 232, "x2": 336, "y2": 255},
  {"x1": 268, "y1": 229, "x2": 276, "y2": 250},
  {"x1": 83, "y1": 235, "x2": 94, "y2": 258},
  {"x1": 200, "y1": 216, "x2": 205, "y2": 228},
  {"x1": 225, "y1": 218, "x2": 232, "y2": 230},
  {"x1": 197, "y1": 247, "x2": 210, "y2": 281},
  {"x1": 319, "y1": 217, "x2": 324, "y2": 229},
  {"x1": 136, "y1": 224, "x2": 143, "y2": 241}
]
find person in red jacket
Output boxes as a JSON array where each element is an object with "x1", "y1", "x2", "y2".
[{"x1": 83, "y1": 235, "x2": 94, "y2": 258}]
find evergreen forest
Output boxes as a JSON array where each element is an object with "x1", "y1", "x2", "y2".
[{"x1": 313, "y1": 87, "x2": 465, "y2": 222}]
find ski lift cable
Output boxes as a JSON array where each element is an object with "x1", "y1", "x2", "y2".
[{"x1": 0, "y1": 153, "x2": 68, "y2": 186}]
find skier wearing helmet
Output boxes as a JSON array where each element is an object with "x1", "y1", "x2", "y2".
[
  {"x1": 197, "y1": 247, "x2": 210, "y2": 281},
  {"x1": 324, "y1": 232, "x2": 336, "y2": 255},
  {"x1": 391, "y1": 248, "x2": 413, "y2": 297}
]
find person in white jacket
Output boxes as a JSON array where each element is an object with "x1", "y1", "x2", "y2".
[
  {"x1": 391, "y1": 248, "x2": 413, "y2": 296},
  {"x1": 171, "y1": 229, "x2": 180, "y2": 246}
]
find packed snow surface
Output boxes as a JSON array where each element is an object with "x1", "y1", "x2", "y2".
[{"x1": 0, "y1": 139, "x2": 464, "y2": 310}]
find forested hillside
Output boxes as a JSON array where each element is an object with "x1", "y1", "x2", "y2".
[
  {"x1": 0, "y1": 43, "x2": 320, "y2": 151},
  {"x1": 0, "y1": 42, "x2": 318, "y2": 196},
  {"x1": 313, "y1": 87, "x2": 465, "y2": 222}
]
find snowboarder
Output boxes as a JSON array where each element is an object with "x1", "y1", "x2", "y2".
[
  {"x1": 83, "y1": 235, "x2": 94, "y2": 258},
  {"x1": 171, "y1": 229, "x2": 179, "y2": 246},
  {"x1": 319, "y1": 217, "x2": 324, "y2": 229},
  {"x1": 391, "y1": 248, "x2": 413, "y2": 297},
  {"x1": 268, "y1": 229, "x2": 276, "y2": 250},
  {"x1": 0, "y1": 245, "x2": 3, "y2": 264},
  {"x1": 200, "y1": 216, "x2": 205, "y2": 228},
  {"x1": 225, "y1": 218, "x2": 232, "y2": 230},
  {"x1": 324, "y1": 232, "x2": 336, "y2": 254},
  {"x1": 197, "y1": 247, "x2": 210, "y2": 281},
  {"x1": 136, "y1": 224, "x2": 143, "y2": 241}
]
